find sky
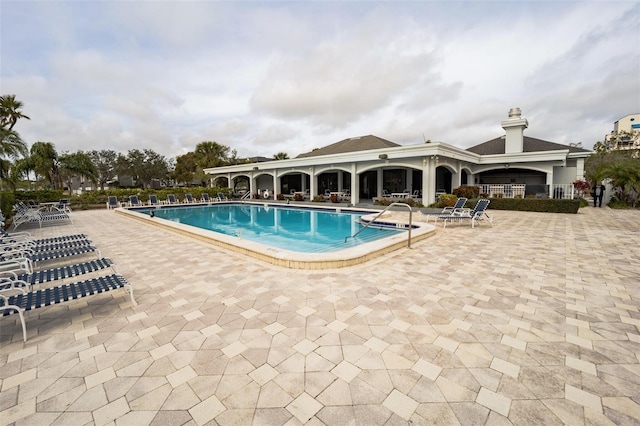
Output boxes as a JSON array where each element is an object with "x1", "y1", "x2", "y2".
[{"x1": 1, "y1": 1, "x2": 639, "y2": 161}]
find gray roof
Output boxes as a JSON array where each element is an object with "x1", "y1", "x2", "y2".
[
  {"x1": 467, "y1": 136, "x2": 592, "y2": 155},
  {"x1": 296, "y1": 135, "x2": 400, "y2": 158}
]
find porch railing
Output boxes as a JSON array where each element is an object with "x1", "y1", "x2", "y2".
[{"x1": 475, "y1": 184, "x2": 577, "y2": 200}]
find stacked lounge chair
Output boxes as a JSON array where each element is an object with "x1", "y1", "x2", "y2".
[
  {"x1": 11, "y1": 202, "x2": 72, "y2": 230},
  {"x1": 0, "y1": 230, "x2": 135, "y2": 342}
]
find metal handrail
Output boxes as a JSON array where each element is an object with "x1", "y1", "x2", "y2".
[{"x1": 346, "y1": 202, "x2": 414, "y2": 248}]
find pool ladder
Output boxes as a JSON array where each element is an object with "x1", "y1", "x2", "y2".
[{"x1": 345, "y1": 202, "x2": 414, "y2": 248}]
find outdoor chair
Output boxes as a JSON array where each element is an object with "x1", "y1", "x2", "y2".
[
  {"x1": 148, "y1": 195, "x2": 161, "y2": 206},
  {"x1": 166, "y1": 194, "x2": 179, "y2": 204},
  {"x1": 420, "y1": 197, "x2": 468, "y2": 223},
  {"x1": 106, "y1": 196, "x2": 120, "y2": 209},
  {"x1": 11, "y1": 204, "x2": 71, "y2": 230},
  {"x1": 128, "y1": 195, "x2": 143, "y2": 207},
  {"x1": 184, "y1": 194, "x2": 195, "y2": 203},
  {"x1": 1, "y1": 273, "x2": 135, "y2": 342},
  {"x1": 0, "y1": 244, "x2": 100, "y2": 271},
  {"x1": 217, "y1": 193, "x2": 229, "y2": 201},
  {"x1": 439, "y1": 199, "x2": 492, "y2": 228},
  {"x1": 0, "y1": 257, "x2": 116, "y2": 288},
  {"x1": 56, "y1": 199, "x2": 72, "y2": 213},
  {"x1": 201, "y1": 193, "x2": 211, "y2": 203}
]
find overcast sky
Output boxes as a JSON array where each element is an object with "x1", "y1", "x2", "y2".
[{"x1": 2, "y1": 1, "x2": 639, "y2": 161}]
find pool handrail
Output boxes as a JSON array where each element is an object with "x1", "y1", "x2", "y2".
[{"x1": 346, "y1": 202, "x2": 414, "y2": 248}]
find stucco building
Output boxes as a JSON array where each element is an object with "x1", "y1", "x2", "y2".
[{"x1": 204, "y1": 108, "x2": 591, "y2": 204}]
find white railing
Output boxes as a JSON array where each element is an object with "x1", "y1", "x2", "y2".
[
  {"x1": 477, "y1": 184, "x2": 526, "y2": 198},
  {"x1": 476, "y1": 184, "x2": 577, "y2": 199}
]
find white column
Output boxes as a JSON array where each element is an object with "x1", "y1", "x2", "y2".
[
  {"x1": 576, "y1": 158, "x2": 585, "y2": 181},
  {"x1": 273, "y1": 173, "x2": 278, "y2": 200},
  {"x1": 424, "y1": 158, "x2": 437, "y2": 204},
  {"x1": 377, "y1": 168, "x2": 384, "y2": 197},
  {"x1": 337, "y1": 172, "x2": 344, "y2": 191},
  {"x1": 453, "y1": 162, "x2": 461, "y2": 189},
  {"x1": 351, "y1": 164, "x2": 359, "y2": 205},
  {"x1": 546, "y1": 171, "x2": 554, "y2": 198},
  {"x1": 309, "y1": 167, "x2": 316, "y2": 197}
]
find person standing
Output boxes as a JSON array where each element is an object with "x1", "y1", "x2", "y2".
[{"x1": 592, "y1": 181, "x2": 605, "y2": 207}]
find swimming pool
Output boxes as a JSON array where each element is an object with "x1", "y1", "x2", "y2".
[
  {"x1": 144, "y1": 203, "x2": 402, "y2": 253},
  {"x1": 118, "y1": 202, "x2": 436, "y2": 269}
]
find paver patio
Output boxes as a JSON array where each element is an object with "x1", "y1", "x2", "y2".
[{"x1": 1, "y1": 206, "x2": 639, "y2": 425}]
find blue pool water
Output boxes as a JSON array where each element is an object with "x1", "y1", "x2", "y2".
[{"x1": 145, "y1": 203, "x2": 402, "y2": 253}]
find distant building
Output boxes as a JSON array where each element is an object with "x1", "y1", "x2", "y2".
[{"x1": 605, "y1": 113, "x2": 640, "y2": 154}]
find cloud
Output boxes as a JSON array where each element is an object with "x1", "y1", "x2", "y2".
[{"x1": 1, "y1": 1, "x2": 637, "y2": 159}]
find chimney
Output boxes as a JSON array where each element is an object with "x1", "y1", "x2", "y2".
[{"x1": 501, "y1": 107, "x2": 528, "y2": 153}]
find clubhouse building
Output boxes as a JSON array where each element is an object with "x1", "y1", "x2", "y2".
[{"x1": 204, "y1": 108, "x2": 592, "y2": 205}]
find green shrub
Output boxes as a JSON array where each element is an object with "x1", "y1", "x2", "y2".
[
  {"x1": 480, "y1": 197, "x2": 580, "y2": 213},
  {"x1": 312, "y1": 195, "x2": 325, "y2": 202},
  {"x1": 453, "y1": 185, "x2": 480, "y2": 199},
  {"x1": 435, "y1": 194, "x2": 458, "y2": 209}
]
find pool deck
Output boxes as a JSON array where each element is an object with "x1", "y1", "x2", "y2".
[{"x1": 1, "y1": 207, "x2": 639, "y2": 425}]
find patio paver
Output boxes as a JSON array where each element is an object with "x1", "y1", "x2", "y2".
[{"x1": 1, "y1": 206, "x2": 639, "y2": 424}]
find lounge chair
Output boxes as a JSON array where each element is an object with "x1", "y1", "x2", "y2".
[
  {"x1": 0, "y1": 257, "x2": 116, "y2": 288},
  {"x1": 1, "y1": 238, "x2": 93, "y2": 256},
  {"x1": 217, "y1": 193, "x2": 229, "y2": 201},
  {"x1": 148, "y1": 195, "x2": 161, "y2": 206},
  {"x1": 1, "y1": 273, "x2": 135, "y2": 341},
  {"x1": 0, "y1": 231, "x2": 89, "y2": 246},
  {"x1": 184, "y1": 194, "x2": 195, "y2": 203},
  {"x1": 201, "y1": 193, "x2": 211, "y2": 203},
  {"x1": 106, "y1": 196, "x2": 120, "y2": 209},
  {"x1": 11, "y1": 203, "x2": 71, "y2": 230},
  {"x1": 420, "y1": 197, "x2": 468, "y2": 223},
  {"x1": 166, "y1": 194, "x2": 179, "y2": 204},
  {"x1": 128, "y1": 195, "x2": 143, "y2": 207},
  {"x1": 440, "y1": 199, "x2": 492, "y2": 228},
  {"x1": 0, "y1": 244, "x2": 100, "y2": 271},
  {"x1": 56, "y1": 199, "x2": 72, "y2": 213}
]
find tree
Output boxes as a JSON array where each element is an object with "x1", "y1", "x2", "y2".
[
  {"x1": 59, "y1": 151, "x2": 98, "y2": 191},
  {"x1": 602, "y1": 159, "x2": 640, "y2": 208},
  {"x1": 586, "y1": 146, "x2": 639, "y2": 208},
  {"x1": 0, "y1": 95, "x2": 31, "y2": 131},
  {"x1": 116, "y1": 149, "x2": 170, "y2": 188},
  {"x1": 11, "y1": 141, "x2": 60, "y2": 189},
  {"x1": 0, "y1": 95, "x2": 29, "y2": 161},
  {"x1": 174, "y1": 152, "x2": 197, "y2": 185},
  {"x1": 87, "y1": 150, "x2": 117, "y2": 190},
  {"x1": 194, "y1": 141, "x2": 230, "y2": 168},
  {"x1": 273, "y1": 152, "x2": 289, "y2": 160}
]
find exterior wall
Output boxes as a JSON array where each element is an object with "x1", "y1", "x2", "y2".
[
  {"x1": 204, "y1": 139, "x2": 591, "y2": 204},
  {"x1": 613, "y1": 113, "x2": 640, "y2": 133}
]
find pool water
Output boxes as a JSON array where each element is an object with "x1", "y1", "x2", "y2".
[{"x1": 146, "y1": 204, "x2": 402, "y2": 253}]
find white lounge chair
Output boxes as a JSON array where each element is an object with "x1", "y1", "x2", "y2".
[{"x1": 440, "y1": 199, "x2": 492, "y2": 228}]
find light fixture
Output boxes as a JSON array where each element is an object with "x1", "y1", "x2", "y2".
[
  {"x1": 504, "y1": 163, "x2": 510, "y2": 169},
  {"x1": 252, "y1": 167, "x2": 258, "y2": 171},
  {"x1": 378, "y1": 154, "x2": 388, "y2": 160}
]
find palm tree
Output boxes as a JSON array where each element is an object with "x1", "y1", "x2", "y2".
[
  {"x1": 0, "y1": 127, "x2": 28, "y2": 159},
  {"x1": 13, "y1": 142, "x2": 60, "y2": 189},
  {"x1": 273, "y1": 152, "x2": 289, "y2": 160},
  {"x1": 59, "y1": 151, "x2": 98, "y2": 191},
  {"x1": 0, "y1": 95, "x2": 30, "y2": 131}
]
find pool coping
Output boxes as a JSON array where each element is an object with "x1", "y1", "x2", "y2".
[{"x1": 115, "y1": 201, "x2": 437, "y2": 269}]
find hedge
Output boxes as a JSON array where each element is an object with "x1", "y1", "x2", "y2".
[{"x1": 467, "y1": 197, "x2": 580, "y2": 214}]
